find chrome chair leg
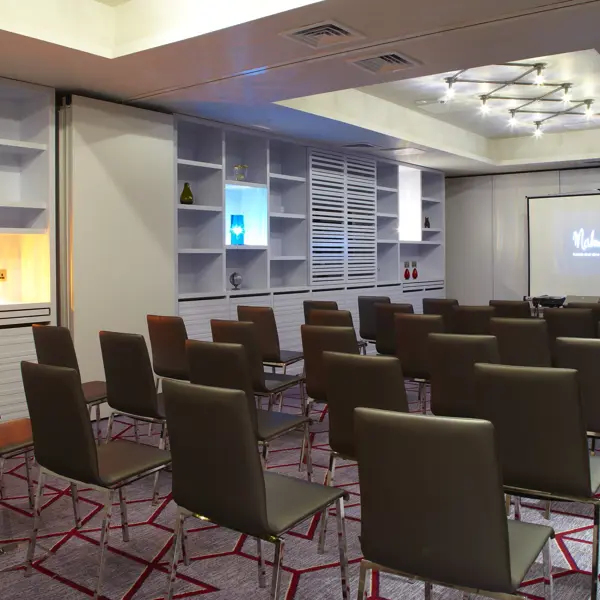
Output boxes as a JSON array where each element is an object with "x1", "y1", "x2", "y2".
[
  {"x1": 133, "y1": 420, "x2": 140, "y2": 443},
  {"x1": 118, "y1": 487, "x2": 130, "y2": 542},
  {"x1": 514, "y1": 496, "x2": 522, "y2": 520},
  {"x1": 544, "y1": 500, "x2": 551, "y2": 521},
  {"x1": 0, "y1": 456, "x2": 4, "y2": 500},
  {"x1": 335, "y1": 497, "x2": 350, "y2": 600},
  {"x1": 543, "y1": 538, "x2": 554, "y2": 600},
  {"x1": 271, "y1": 538, "x2": 285, "y2": 600},
  {"x1": 318, "y1": 453, "x2": 337, "y2": 554},
  {"x1": 278, "y1": 392, "x2": 284, "y2": 412},
  {"x1": 105, "y1": 412, "x2": 115, "y2": 444},
  {"x1": 95, "y1": 490, "x2": 114, "y2": 600},
  {"x1": 180, "y1": 514, "x2": 190, "y2": 566},
  {"x1": 356, "y1": 560, "x2": 369, "y2": 600},
  {"x1": 26, "y1": 469, "x2": 45, "y2": 575},
  {"x1": 167, "y1": 506, "x2": 184, "y2": 600},
  {"x1": 95, "y1": 404, "x2": 102, "y2": 441},
  {"x1": 424, "y1": 581, "x2": 432, "y2": 600},
  {"x1": 24, "y1": 451, "x2": 34, "y2": 509},
  {"x1": 592, "y1": 503, "x2": 599, "y2": 600},
  {"x1": 303, "y1": 421, "x2": 313, "y2": 482},
  {"x1": 257, "y1": 538, "x2": 267, "y2": 588},
  {"x1": 152, "y1": 424, "x2": 167, "y2": 505},
  {"x1": 71, "y1": 483, "x2": 82, "y2": 529}
]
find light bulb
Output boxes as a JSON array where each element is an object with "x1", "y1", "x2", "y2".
[
  {"x1": 480, "y1": 97, "x2": 490, "y2": 115},
  {"x1": 231, "y1": 225, "x2": 244, "y2": 236},
  {"x1": 533, "y1": 123, "x2": 543, "y2": 138},
  {"x1": 534, "y1": 66, "x2": 545, "y2": 86},
  {"x1": 585, "y1": 101, "x2": 594, "y2": 119},
  {"x1": 563, "y1": 86, "x2": 572, "y2": 104},
  {"x1": 444, "y1": 79, "x2": 455, "y2": 100},
  {"x1": 508, "y1": 112, "x2": 518, "y2": 127}
]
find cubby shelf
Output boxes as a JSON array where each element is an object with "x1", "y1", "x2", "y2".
[
  {"x1": 422, "y1": 228, "x2": 442, "y2": 234},
  {"x1": 271, "y1": 256, "x2": 307, "y2": 261},
  {"x1": 400, "y1": 240, "x2": 442, "y2": 246},
  {"x1": 177, "y1": 158, "x2": 222, "y2": 170},
  {"x1": 377, "y1": 239, "x2": 399, "y2": 244},
  {"x1": 0, "y1": 201, "x2": 46, "y2": 210},
  {"x1": 0, "y1": 138, "x2": 47, "y2": 155},
  {"x1": 226, "y1": 245, "x2": 268, "y2": 251},
  {"x1": 376, "y1": 212, "x2": 397, "y2": 219},
  {"x1": 422, "y1": 196, "x2": 442, "y2": 204},
  {"x1": 179, "y1": 248, "x2": 224, "y2": 254},
  {"x1": 377, "y1": 185, "x2": 398, "y2": 193},
  {"x1": 269, "y1": 212, "x2": 306, "y2": 220},
  {"x1": 225, "y1": 180, "x2": 267, "y2": 189},
  {"x1": 270, "y1": 173, "x2": 306, "y2": 183},
  {"x1": 177, "y1": 204, "x2": 222, "y2": 212}
]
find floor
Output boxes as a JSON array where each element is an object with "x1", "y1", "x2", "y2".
[{"x1": 0, "y1": 384, "x2": 597, "y2": 599}]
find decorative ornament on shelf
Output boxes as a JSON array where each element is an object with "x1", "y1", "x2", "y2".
[
  {"x1": 229, "y1": 272, "x2": 242, "y2": 290},
  {"x1": 424, "y1": 217, "x2": 431, "y2": 229},
  {"x1": 233, "y1": 164, "x2": 248, "y2": 181},
  {"x1": 412, "y1": 267, "x2": 418, "y2": 280},
  {"x1": 404, "y1": 268, "x2": 410, "y2": 280},
  {"x1": 230, "y1": 215, "x2": 245, "y2": 245},
  {"x1": 180, "y1": 182, "x2": 194, "y2": 205}
]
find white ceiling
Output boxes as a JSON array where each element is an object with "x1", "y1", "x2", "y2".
[{"x1": 94, "y1": 0, "x2": 130, "y2": 5}]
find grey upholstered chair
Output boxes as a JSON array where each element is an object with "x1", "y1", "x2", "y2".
[
  {"x1": 358, "y1": 295, "x2": 390, "y2": 343},
  {"x1": 475, "y1": 363, "x2": 600, "y2": 600},
  {"x1": 489, "y1": 299, "x2": 532, "y2": 319},
  {"x1": 375, "y1": 303, "x2": 414, "y2": 356},
  {"x1": 453, "y1": 305, "x2": 495, "y2": 335},
  {"x1": 320, "y1": 351, "x2": 408, "y2": 553},
  {"x1": 0, "y1": 418, "x2": 34, "y2": 509},
  {"x1": 300, "y1": 325, "x2": 360, "y2": 408},
  {"x1": 21, "y1": 361, "x2": 170, "y2": 600},
  {"x1": 543, "y1": 308, "x2": 596, "y2": 362},
  {"x1": 237, "y1": 305, "x2": 303, "y2": 373},
  {"x1": 211, "y1": 320, "x2": 305, "y2": 413},
  {"x1": 99, "y1": 331, "x2": 169, "y2": 504},
  {"x1": 555, "y1": 337, "x2": 600, "y2": 451},
  {"x1": 163, "y1": 380, "x2": 350, "y2": 600},
  {"x1": 428, "y1": 334, "x2": 499, "y2": 418},
  {"x1": 186, "y1": 340, "x2": 312, "y2": 479},
  {"x1": 309, "y1": 309, "x2": 367, "y2": 354},
  {"x1": 146, "y1": 315, "x2": 189, "y2": 381},
  {"x1": 32, "y1": 324, "x2": 107, "y2": 439},
  {"x1": 354, "y1": 407, "x2": 554, "y2": 600},
  {"x1": 303, "y1": 300, "x2": 338, "y2": 324},
  {"x1": 490, "y1": 318, "x2": 552, "y2": 367},
  {"x1": 394, "y1": 314, "x2": 444, "y2": 413},
  {"x1": 422, "y1": 297, "x2": 458, "y2": 332},
  {"x1": 565, "y1": 302, "x2": 600, "y2": 336}
]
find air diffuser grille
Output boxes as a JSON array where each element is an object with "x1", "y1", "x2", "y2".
[
  {"x1": 351, "y1": 52, "x2": 416, "y2": 74},
  {"x1": 283, "y1": 22, "x2": 363, "y2": 48}
]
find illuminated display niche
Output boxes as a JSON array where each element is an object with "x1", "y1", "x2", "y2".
[
  {"x1": 225, "y1": 183, "x2": 268, "y2": 246},
  {"x1": 0, "y1": 233, "x2": 50, "y2": 305}
]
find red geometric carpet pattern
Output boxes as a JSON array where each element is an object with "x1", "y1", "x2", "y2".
[{"x1": 0, "y1": 384, "x2": 597, "y2": 599}]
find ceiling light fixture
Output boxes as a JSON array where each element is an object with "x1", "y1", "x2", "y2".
[
  {"x1": 508, "y1": 110, "x2": 518, "y2": 127},
  {"x1": 533, "y1": 122, "x2": 543, "y2": 138},
  {"x1": 562, "y1": 84, "x2": 572, "y2": 104},
  {"x1": 480, "y1": 96, "x2": 490, "y2": 115},
  {"x1": 444, "y1": 78, "x2": 455, "y2": 100},
  {"x1": 534, "y1": 64, "x2": 545, "y2": 86},
  {"x1": 585, "y1": 100, "x2": 594, "y2": 118}
]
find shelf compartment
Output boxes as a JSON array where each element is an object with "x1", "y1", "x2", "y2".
[
  {"x1": 178, "y1": 252, "x2": 224, "y2": 296},
  {"x1": 225, "y1": 183, "x2": 268, "y2": 246},
  {"x1": 377, "y1": 162, "x2": 398, "y2": 190},
  {"x1": 0, "y1": 202, "x2": 47, "y2": 229},
  {"x1": 225, "y1": 131, "x2": 267, "y2": 185},
  {"x1": 270, "y1": 259, "x2": 308, "y2": 289},
  {"x1": 269, "y1": 140, "x2": 307, "y2": 179},
  {"x1": 177, "y1": 121, "x2": 223, "y2": 165},
  {"x1": 178, "y1": 209, "x2": 223, "y2": 251},
  {"x1": 269, "y1": 176, "x2": 307, "y2": 215},
  {"x1": 177, "y1": 165, "x2": 223, "y2": 209},
  {"x1": 377, "y1": 243, "x2": 399, "y2": 283},
  {"x1": 226, "y1": 245, "x2": 268, "y2": 291},
  {"x1": 270, "y1": 217, "x2": 307, "y2": 260}
]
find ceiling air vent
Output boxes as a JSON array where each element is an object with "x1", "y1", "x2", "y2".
[
  {"x1": 282, "y1": 21, "x2": 363, "y2": 48},
  {"x1": 351, "y1": 52, "x2": 417, "y2": 75},
  {"x1": 342, "y1": 143, "x2": 379, "y2": 149}
]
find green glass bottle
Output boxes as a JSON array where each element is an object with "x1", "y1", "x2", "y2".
[{"x1": 180, "y1": 182, "x2": 194, "y2": 205}]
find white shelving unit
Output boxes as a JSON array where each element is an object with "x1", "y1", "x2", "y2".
[{"x1": 376, "y1": 162, "x2": 400, "y2": 284}]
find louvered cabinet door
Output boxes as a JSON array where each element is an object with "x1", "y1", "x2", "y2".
[
  {"x1": 346, "y1": 156, "x2": 377, "y2": 285},
  {"x1": 309, "y1": 150, "x2": 346, "y2": 286}
]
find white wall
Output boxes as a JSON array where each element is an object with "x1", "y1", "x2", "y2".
[
  {"x1": 68, "y1": 96, "x2": 176, "y2": 382},
  {"x1": 446, "y1": 167, "x2": 600, "y2": 305}
]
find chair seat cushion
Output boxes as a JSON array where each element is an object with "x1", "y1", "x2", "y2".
[
  {"x1": 82, "y1": 380, "x2": 107, "y2": 405},
  {"x1": 507, "y1": 519, "x2": 554, "y2": 590},
  {"x1": 265, "y1": 471, "x2": 345, "y2": 535},
  {"x1": 0, "y1": 418, "x2": 33, "y2": 456},
  {"x1": 97, "y1": 440, "x2": 171, "y2": 487},
  {"x1": 256, "y1": 410, "x2": 308, "y2": 441},
  {"x1": 265, "y1": 350, "x2": 303, "y2": 366},
  {"x1": 263, "y1": 373, "x2": 304, "y2": 393}
]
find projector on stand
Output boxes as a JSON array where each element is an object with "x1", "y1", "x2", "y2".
[{"x1": 531, "y1": 295, "x2": 566, "y2": 308}]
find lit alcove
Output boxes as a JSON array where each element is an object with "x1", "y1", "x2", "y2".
[{"x1": 225, "y1": 183, "x2": 268, "y2": 247}]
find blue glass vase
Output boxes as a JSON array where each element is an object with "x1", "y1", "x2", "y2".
[{"x1": 230, "y1": 214, "x2": 245, "y2": 245}]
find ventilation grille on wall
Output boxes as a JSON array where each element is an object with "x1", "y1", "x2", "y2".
[
  {"x1": 283, "y1": 21, "x2": 363, "y2": 48},
  {"x1": 351, "y1": 52, "x2": 416, "y2": 74}
]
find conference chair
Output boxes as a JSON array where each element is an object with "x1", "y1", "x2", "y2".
[
  {"x1": 374, "y1": 303, "x2": 414, "y2": 356},
  {"x1": 490, "y1": 318, "x2": 552, "y2": 367},
  {"x1": 186, "y1": 339, "x2": 312, "y2": 478},
  {"x1": 309, "y1": 308, "x2": 367, "y2": 354},
  {"x1": 320, "y1": 351, "x2": 408, "y2": 553},
  {"x1": 453, "y1": 305, "x2": 495, "y2": 335},
  {"x1": 422, "y1": 297, "x2": 459, "y2": 332},
  {"x1": 146, "y1": 315, "x2": 189, "y2": 382},
  {"x1": 236, "y1": 305, "x2": 303, "y2": 373},
  {"x1": 99, "y1": 331, "x2": 169, "y2": 504},
  {"x1": 565, "y1": 302, "x2": 600, "y2": 335},
  {"x1": 0, "y1": 418, "x2": 34, "y2": 509},
  {"x1": 394, "y1": 314, "x2": 444, "y2": 413},
  {"x1": 489, "y1": 299, "x2": 532, "y2": 319},
  {"x1": 355, "y1": 408, "x2": 554, "y2": 600},
  {"x1": 357, "y1": 295, "x2": 390, "y2": 343},
  {"x1": 303, "y1": 300, "x2": 338, "y2": 324},
  {"x1": 21, "y1": 362, "x2": 170, "y2": 600},
  {"x1": 163, "y1": 380, "x2": 350, "y2": 600},
  {"x1": 428, "y1": 334, "x2": 499, "y2": 418},
  {"x1": 544, "y1": 308, "x2": 596, "y2": 362},
  {"x1": 32, "y1": 324, "x2": 107, "y2": 439}
]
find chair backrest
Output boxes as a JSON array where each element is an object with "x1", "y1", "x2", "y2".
[
  {"x1": 375, "y1": 303, "x2": 414, "y2": 355},
  {"x1": 236, "y1": 305, "x2": 281, "y2": 363},
  {"x1": 355, "y1": 408, "x2": 513, "y2": 592},
  {"x1": 303, "y1": 300, "x2": 339, "y2": 324},
  {"x1": 453, "y1": 306, "x2": 495, "y2": 335},
  {"x1": 429, "y1": 334, "x2": 499, "y2": 418},
  {"x1": 210, "y1": 320, "x2": 267, "y2": 393},
  {"x1": 301, "y1": 325, "x2": 359, "y2": 402},
  {"x1": 99, "y1": 331, "x2": 162, "y2": 419},
  {"x1": 358, "y1": 296, "x2": 390, "y2": 340},
  {"x1": 309, "y1": 309, "x2": 354, "y2": 330},
  {"x1": 186, "y1": 339, "x2": 258, "y2": 435},
  {"x1": 490, "y1": 317, "x2": 552, "y2": 367},
  {"x1": 555, "y1": 337, "x2": 600, "y2": 434},
  {"x1": 475, "y1": 363, "x2": 592, "y2": 499},
  {"x1": 163, "y1": 379, "x2": 269, "y2": 539},
  {"x1": 146, "y1": 315, "x2": 189, "y2": 380},
  {"x1": 489, "y1": 300, "x2": 531, "y2": 319},
  {"x1": 422, "y1": 298, "x2": 459, "y2": 332},
  {"x1": 32, "y1": 324, "x2": 80, "y2": 373},
  {"x1": 394, "y1": 314, "x2": 444, "y2": 380},
  {"x1": 565, "y1": 302, "x2": 600, "y2": 333},
  {"x1": 544, "y1": 308, "x2": 596, "y2": 362},
  {"x1": 21, "y1": 362, "x2": 100, "y2": 485},
  {"x1": 324, "y1": 352, "x2": 408, "y2": 459}
]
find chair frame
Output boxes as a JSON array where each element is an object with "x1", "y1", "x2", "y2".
[{"x1": 0, "y1": 445, "x2": 34, "y2": 509}]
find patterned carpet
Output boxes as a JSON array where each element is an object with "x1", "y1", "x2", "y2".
[{"x1": 0, "y1": 383, "x2": 598, "y2": 599}]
